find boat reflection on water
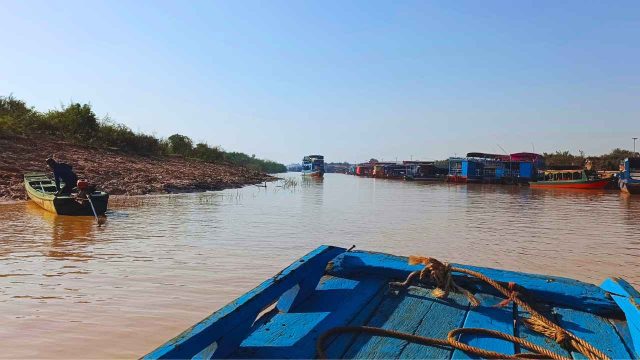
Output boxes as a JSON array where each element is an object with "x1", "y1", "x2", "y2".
[{"x1": 24, "y1": 201, "x2": 97, "y2": 261}]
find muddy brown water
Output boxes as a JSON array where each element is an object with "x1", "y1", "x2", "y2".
[{"x1": 1, "y1": 173, "x2": 639, "y2": 358}]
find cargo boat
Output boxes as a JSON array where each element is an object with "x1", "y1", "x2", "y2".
[
  {"x1": 619, "y1": 157, "x2": 640, "y2": 194},
  {"x1": 144, "y1": 246, "x2": 639, "y2": 359},
  {"x1": 531, "y1": 169, "x2": 611, "y2": 189},
  {"x1": 24, "y1": 173, "x2": 108, "y2": 215},
  {"x1": 302, "y1": 155, "x2": 325, "y2": 178}
]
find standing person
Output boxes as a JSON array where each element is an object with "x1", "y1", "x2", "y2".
[{"x1": 46, "y1": 158, "x2": 78, "y2": 195}]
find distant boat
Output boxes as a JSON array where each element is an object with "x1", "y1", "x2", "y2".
[
  {"x1": 24, "y1": 173, "x2": 109, "y2": 215},
  {"x1": 530, "y1": 169, "x2": 610, "y2": 189},
  {"x1": 619, "y1": 157, "x2": 640, "y2": 194},
  {"x1": 301, "y1": 155, "x2": 325, "y2": 178}
]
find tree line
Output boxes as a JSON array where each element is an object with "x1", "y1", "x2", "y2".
[
  {"x1": 542, "y1": 149, "x2": 637, "y2": 171},
  {"x1": 0, "y1": 95, "x2": 286, "y2": 173}
]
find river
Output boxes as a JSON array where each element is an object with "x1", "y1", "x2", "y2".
[{"x1": 1, "y1": 173, "x2": 639, "y2": 358}]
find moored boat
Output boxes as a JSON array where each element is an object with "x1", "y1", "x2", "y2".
[
  {"x1": 144, "y1": 246, "x2": 639, "y2": 359},
  {"x1": 302, "y1": 155, "x2": 325, "y2": 178},
  {"x1": 24, "y1": 173, "x2": 109, "y2": 215},
  {"x1": 619, "y1": 157, "x2": 640, "y2": 194},
  {"x1": 404, "y1": 161, "x2": 446, "y2": 181},
  {"x1": 531, "y1": 169, "x2": 611, "y2": 189}
]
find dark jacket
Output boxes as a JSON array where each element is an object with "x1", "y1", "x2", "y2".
[{"x1": 53, "y1": 163, "x2": 78, "y2": 190}]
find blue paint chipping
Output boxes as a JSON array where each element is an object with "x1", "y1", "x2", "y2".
[{"x1": 143, "y1": 246, "x2": 640, "y2": 359}]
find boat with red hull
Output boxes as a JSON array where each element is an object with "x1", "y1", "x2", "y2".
[{"x1": 531, "y1": 169, "x2": 611, "y2": 189}]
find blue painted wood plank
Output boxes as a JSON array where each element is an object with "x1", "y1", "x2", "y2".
[
  {"x1": 516, "y1": 307, "x2": 570, "y2": 358},
  {"x1": 451, "y1": 293, "x2": 515, "y2": 359},
  {"x1": 601, "y1": 277, "x2": 640, "y2": 298},
  {"x1": 608, "y1": 318, "x2": 639, "y2": 359},
  {"x1": 609, "y1": 294, "x2": 640, "y2": 356},
  {"x1": 323, "y1": 284, "x2": 389, "y2": 359},
  {"x1": 143, "y1": 245, "x2": 346, "y2": 360},
  {"x1": 341, "y1": 286, "x2": 440, "y2": 359},
  {"x1": 554, "y1": 307, "x2": 632, "y2": 359},
  {"x1": 399, "y1": 291, "x2": 471, "y2": 359},
  {"x1": 231, "y1": 275, "x2": 388, "y2": 359},
  {"x1": 327, "y1": 251, "x2": 619, "y2": 316},
  {"x1": 600, "y1": 277, "x2": 640, "y2": 356}
]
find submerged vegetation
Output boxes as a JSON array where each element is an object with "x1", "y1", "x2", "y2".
[{"x1": 0, "y1": 95, "x2": 286, "y2": 173}]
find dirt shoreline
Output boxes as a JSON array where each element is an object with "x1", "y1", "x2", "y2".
[{"x1": 0, "y1": 135, "x2": 276, "y2": 201}]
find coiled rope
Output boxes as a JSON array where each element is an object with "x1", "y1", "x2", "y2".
[{"x1": 316, "y1": 256, "x2": 610, "y2": 360}]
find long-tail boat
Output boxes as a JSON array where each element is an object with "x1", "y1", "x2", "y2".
[
  {"x1": 144, "y1": 246, "x2": 639, "y2": 359},
  {"x1": 619, "y1": 157, "x2": 640, "y2": 194},
  {"x1": 24, "y1": 173, "x2": 108, "y2": 215},
  {"x1": 302, "y1": 155, "x2": 325, "y2": 178},
  {"x1": 530, "y1": 169, "x2": 611, "y2": 189}
]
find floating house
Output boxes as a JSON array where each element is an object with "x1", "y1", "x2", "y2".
[
  {"x1": 448, "y1": 152, "x2": 543, "y2": 183},
  {"x1": 619, "y1": 157, "x2": 640, "y2": 194},
  {"x1": 372, "y1": 163, "x2": 406, "y2": 179},
  {"x1": 404, "y1": 161, "x2": 447, "y2": 181},
  {"x1": 355, "y1": 163, "x2": 373, "y2": 177}
]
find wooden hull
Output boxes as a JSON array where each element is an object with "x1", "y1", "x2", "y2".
[
  {"x1": 530, "y1": 178, "x2": 610, "y2": 189},
  {"x1": 24, "y1": 173, "x2": 109, "y2": 215},
  {"x1": 302, "y1": 170, "x2": 324, "y2": 178},
  {"x1": 446, "y1": 175, "x2": 468, "y2": 183},
  {"x1": 145, "y1": 246, "x2": 639, "y2": 360},
  {"x1": 405, "y1": 176, "x2": 444, "y2": 182},
  {"x1": 620, "y1": 180, "x2": 640, "y2": 194}
]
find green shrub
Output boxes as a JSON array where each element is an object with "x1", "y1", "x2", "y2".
[
  {"x1": 43, "y1": 103, "x2": 99, "y2": 139},
  {"x1": 193, "y1": 142, "x2": 224, "y2": 162},
  {"x1": 0, "y1": 95, "x2": 286, "y2": 171},
  {"x1": 167, "y1": 134, "x2": 193, "y2": 156}
]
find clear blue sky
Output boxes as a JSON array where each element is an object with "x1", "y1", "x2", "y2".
[{"x1": 2, "y1": 0, "x2": 638, "y2": 164}]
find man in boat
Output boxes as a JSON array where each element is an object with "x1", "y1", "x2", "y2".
[{"x1": 46, "y1": 158, "x2": 78, "y2": 195}]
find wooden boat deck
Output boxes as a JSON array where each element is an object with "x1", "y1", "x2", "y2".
[{"x1": 144, "y1": 246, "x2": 639, "y2": 359}]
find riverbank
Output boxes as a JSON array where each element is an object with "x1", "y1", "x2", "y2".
[{"x1": 0, "y1": 135, "x2": 275, "y2": 201}]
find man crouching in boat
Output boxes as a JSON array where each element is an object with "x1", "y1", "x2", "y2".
[{"x1": 46, "y1": 158, "x2": 78, "y2": 195}]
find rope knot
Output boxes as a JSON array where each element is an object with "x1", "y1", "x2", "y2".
[
  {"x1": 523, "y1": 316, "x2": 571, "y2": 350},
  {"x1": 553, "y1": 330, "x2": 568, "y2": 347},
  {"x1": 406, "y1": 256, "x2": 480, "y2": 307},
  {"x1": 497, "y1": 283, "x2": 520, "y2": 307}
]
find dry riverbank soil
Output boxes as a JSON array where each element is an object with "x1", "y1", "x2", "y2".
[{"x1": 0, "y1": 135, "x2": 274, "y2": 201}]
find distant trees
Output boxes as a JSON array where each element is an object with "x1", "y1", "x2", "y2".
[
  {"x1": 0, "y1": 95, "x2": 286, "y2": 173},
  {"x1": 543, "y1": 149, "x2": 637, "y2": 170},
  {"x1": 192, "y1": 142, "x2": 225, "y2": 162}
]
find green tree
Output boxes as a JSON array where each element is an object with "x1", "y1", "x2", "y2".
[
  {"x1": 44, "y1": 103, "x2": 99, "y2": 139},
  {"x1": 0, "y1": 95, "x2": 42, "y2": 134},
  {"x1": 167, "y1": 134, "x2": 193, "y2": 156},
  {"x1": 192, "y1": 142, "x2": 224, "y2": 162}
]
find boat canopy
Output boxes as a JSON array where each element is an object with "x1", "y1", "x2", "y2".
[
  {"x1": 466, "y1": 152, "x2": 543, "y2": 162},
  {"x1": 543, "y1": 169, "x2": 585, "y2": 174}
]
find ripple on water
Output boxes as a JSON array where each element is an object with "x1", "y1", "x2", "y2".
[{"x1": 0, "y1": 174, "x2": 639, "y2": 358}]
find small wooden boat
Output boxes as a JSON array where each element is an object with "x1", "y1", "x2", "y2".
[
  {"x1": 619, "y1": 157, "x2": 640, "y2": 194},
  {"x1": 144, "y1": 246, "x2": 639, "y2": 359},
  {"x1": 531, "y1": 169, "x2": 611, "y2": 189},
  {"x1": 24, "y1": 173, "x2": 109, "y2": 215},
  {"x1": 302, "y1": 155, "x2": 325, "y2": 178}
]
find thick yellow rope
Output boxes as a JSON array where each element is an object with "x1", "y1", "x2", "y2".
[{"x1": 316, "y1": 256, "x2": 611, "y2": 360}]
